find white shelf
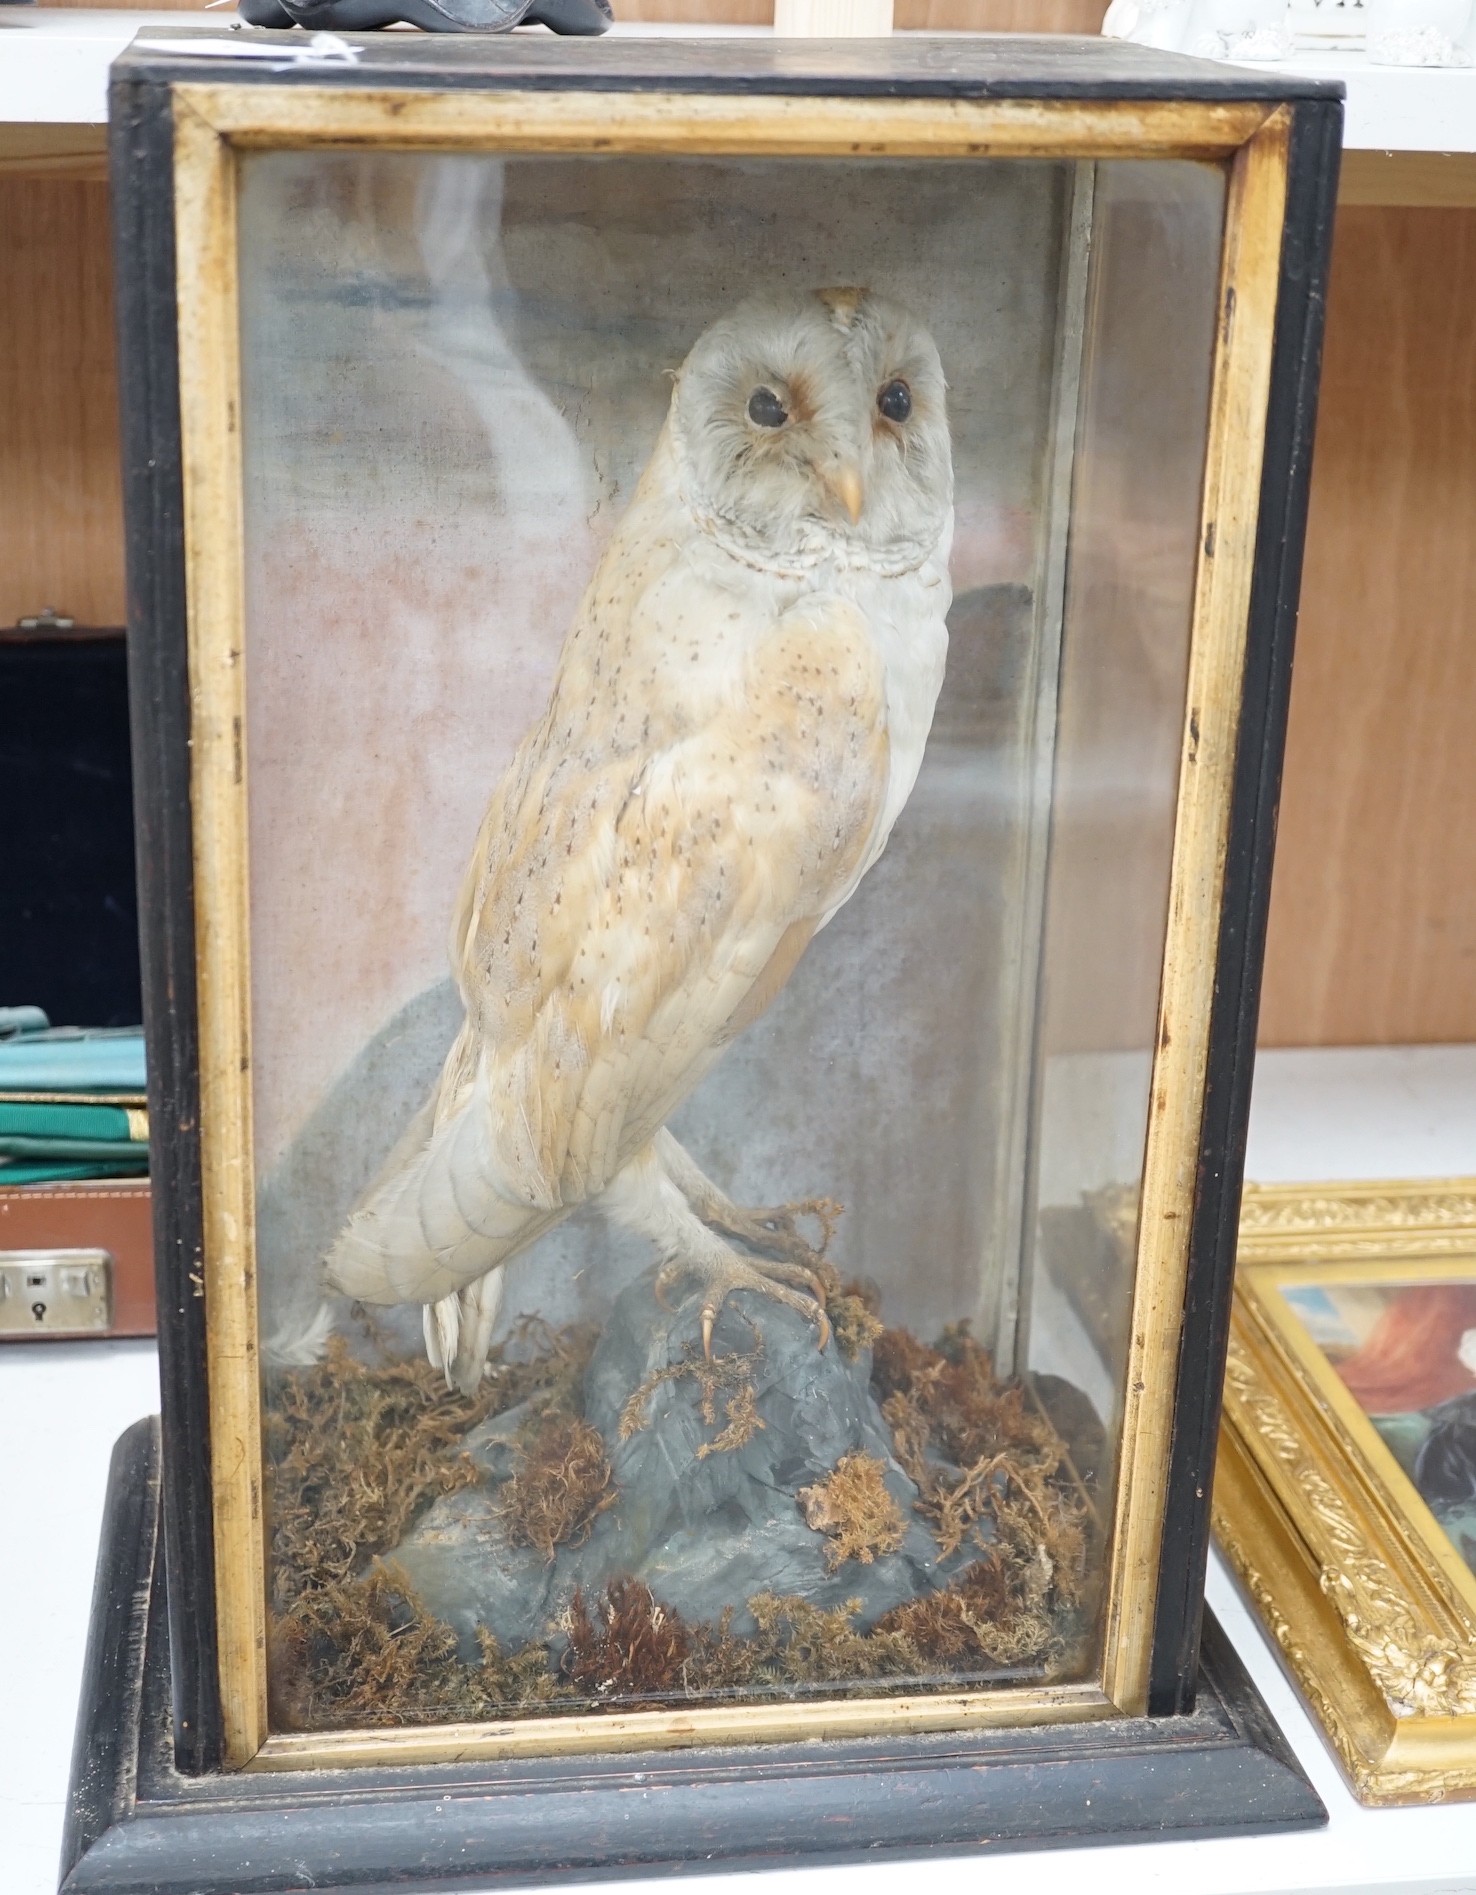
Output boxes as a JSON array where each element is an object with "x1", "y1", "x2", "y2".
[
  {"x1": 0, "y1": 8, "x2": 202, "y2": 126},
  {"x1": 4, "y1": 7, "x2": 1476, "y2": 151},
  {"x1": 1236, "y1": 46, "x2": 1476, "y2": 154}
]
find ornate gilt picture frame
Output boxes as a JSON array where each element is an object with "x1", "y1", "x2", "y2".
[{"x1": 1218, "y1": 1179, "x2": 1476, "y2": 1805}]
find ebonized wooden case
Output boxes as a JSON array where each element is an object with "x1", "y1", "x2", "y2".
[{"x1": 66, "y1": 31, "x2": 1339, "y2": 1888}]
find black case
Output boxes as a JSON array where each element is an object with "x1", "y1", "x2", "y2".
[{"x1": 65, "y1": 32, "x2": 1340, "y2": 1890}]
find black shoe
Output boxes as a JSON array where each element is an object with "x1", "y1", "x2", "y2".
[{"x1": 237, "y1": 0, "x2": 611, "y2": 33}]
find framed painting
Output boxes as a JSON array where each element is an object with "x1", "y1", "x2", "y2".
[{"x1": 1220, "y1": 1179, "x2": 1476, "y2": 1805}]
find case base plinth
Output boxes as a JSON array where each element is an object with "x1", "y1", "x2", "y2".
[{"x1": 61, "y1": 1418, "x2": 1324, "y2": 1893}]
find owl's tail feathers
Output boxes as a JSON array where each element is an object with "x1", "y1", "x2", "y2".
[
  {"x1": 423, "y1": 1295, "x2": 461, "y2": 1376},
  {"x1": 324, "y1": 1090, "x2": 539, "y2": 1309},
  {"x1": 423, "y1": 1268, "x2": 506, "y2": 1396}
]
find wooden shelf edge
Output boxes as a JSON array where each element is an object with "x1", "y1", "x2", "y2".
[
  {"x1": 1338, "y1": 148, "x2": 1476, "y2": 207},
  {"x1": 0, "y1": 122, "x2": 108, "y2": 178}
]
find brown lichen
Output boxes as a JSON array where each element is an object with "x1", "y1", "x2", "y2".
[
  {"x1": 496, "y1": 1412, "x2": 616, "y2": 1562},
  {"x1": 797, "y1": 1452, "x2": 907, "y2": 1570},
  {"x1": 618, "y1": 1340, "x2": 764, "y2": 1453},
  {"x1": 696, "y1": 1379, "x2": 765, "y2": 1460}
]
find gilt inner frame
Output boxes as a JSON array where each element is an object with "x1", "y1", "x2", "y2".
[{"x1": 170, "y1": 81, "x2": 1292, "y2": 1771}]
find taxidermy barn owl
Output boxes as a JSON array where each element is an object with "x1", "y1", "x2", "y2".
[{"x1": 326, "y1": 287, "x2": 954, "y2": 1393}]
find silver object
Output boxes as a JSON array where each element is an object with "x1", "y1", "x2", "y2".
[{"x1": 0, "y1": 1250, "x2": 114, "y2": 1337}]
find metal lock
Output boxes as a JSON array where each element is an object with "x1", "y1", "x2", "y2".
[{"x1": 0, "y1": 1250, "x2": 114, "y2": 1336}]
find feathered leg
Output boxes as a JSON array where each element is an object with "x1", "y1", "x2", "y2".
[{"x1": 600, "y1": 1143, "x2": 830, "y2": 1359}]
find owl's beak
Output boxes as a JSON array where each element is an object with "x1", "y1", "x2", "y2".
[{"x1": 819, "y1": 462, "x2": 865, "y2": 527}]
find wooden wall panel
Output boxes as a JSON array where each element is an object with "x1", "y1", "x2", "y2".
[
  {"x1": 1259, "y1": 206, "x2": 1476, "y2": 1046},
  {"x1": 0, "y1": 178, "x2": 126, "y2": 628}
]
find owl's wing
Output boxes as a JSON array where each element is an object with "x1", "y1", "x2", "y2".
[{"x1": 326, "y1": 592, "x2": 889, "y2": 1307}]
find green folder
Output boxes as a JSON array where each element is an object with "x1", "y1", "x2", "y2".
[
  {"x1": 0, "y1": 1137, "x2": 148, "y2": 1163},
  {"x1": 0, "y1": 1099, "x2": 149, "y2": 1185},
  {"x1": 0, "y1": 1159, "x2": 149, "y2": 1185},
  {"x1": 0, "y1": 1101, "x2": 145, "y2": 1143}
]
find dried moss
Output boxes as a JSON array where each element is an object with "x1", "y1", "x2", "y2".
[
  {"x1": 875, "y1": 1323, "x2": 1079, "y2": 1558},
  {"x1": 497, "y1": 1413, "x2": 616, "y2": 1563},
  {"x1": 266, "y1": 1320, "x2": 598, "y2": 1612},
  {"x1": 798, "y1": 1451, "x2": 906, "y2": 1570},
  {"x1": 266, "y1": 1336, "x2": 496, "y2": 1612},
  {"x1": 828, "y1": 1274, "x2": 886, "y2": 1362},
  {"x1": 746, "y1": 1592, "x2": 921, "y2": 1683},
  {"x1": 561, "y1": 1578, "x2": 692, "y2": 1696},
  {"x1": 697, "y1": 1379, "x2": 765, "y2": 1459},
  {"x1": 870, "y1": 1321, "x2": 1090, "y2": 1667},
  {"x1": 876, "y1": 1551, "x2": 1073, "y2": 1669},
  {"x1": 557, "y1": 1586, "x2": 917, "y2": 1700},
  {"x1": 265, "y1": 1319, "x2": 595, "y2": 1727},
  {"x1": 270, "y1": 1564, "x2": 572, "y2": 1729},
  {"x1": 265, "y1": 1302, "x2": 1092, "y2": 1729}
]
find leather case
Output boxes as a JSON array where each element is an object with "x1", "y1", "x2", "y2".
[{"x1": 0, "y1": 1179, "x2": 156, "y2": 1337}]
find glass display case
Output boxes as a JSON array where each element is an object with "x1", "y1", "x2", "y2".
[{"x1": 64, "y1": 32, "x2": 1339, "y2": 1893}]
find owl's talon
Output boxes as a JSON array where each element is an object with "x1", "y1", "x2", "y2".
[
  {"x1": 746, "y1": 1254, "x2": 829, "y2": 1306},
  {"x1": 653, "y1": 1256, "x2": 687, "y2": 1311},
  {"x1": 682, "y1": 1252, "x2": 830, "y2": 1360}
]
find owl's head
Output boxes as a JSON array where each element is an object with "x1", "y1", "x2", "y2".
[{"x1": 670, "y1": 288, "x2": 952, "y2": 573}]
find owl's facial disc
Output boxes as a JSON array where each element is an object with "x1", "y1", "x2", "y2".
[{"x1": 672, "y1": 291, "x2": 951, "y2": 568}]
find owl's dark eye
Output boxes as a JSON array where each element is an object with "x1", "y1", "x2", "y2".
[
  {"x1": 877, "y1": 378, "x2": 912, "y2": 423},
  {"x1": 747, "y1": 387, "x2": 789, "y2": 429}
]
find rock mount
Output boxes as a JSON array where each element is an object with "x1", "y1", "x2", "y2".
[{"x1": 386, "y1": 1265, "x2": 971, "y2": 1656}]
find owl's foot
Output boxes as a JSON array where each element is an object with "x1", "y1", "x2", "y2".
[
  {"x1": 653, "y1": 1249, "x2": 832, "y2": 1361},
  {"x1": 705, "y1": 1195, "x2": 843, "y2": 1275}
]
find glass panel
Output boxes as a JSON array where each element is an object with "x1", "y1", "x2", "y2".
[
  {"x1": 235, "y1": 147, "x2": 1223, "y2": 1735},
  {"x1": 1022, "y1": 161, "x2": 1226, "y2": 1590}
]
